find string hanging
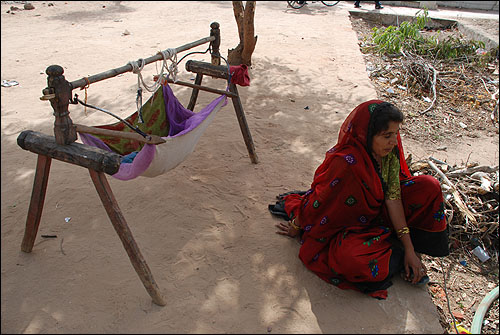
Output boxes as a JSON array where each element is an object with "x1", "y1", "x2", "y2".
[
  {"x1": 127, "y1": 48, "x2": 178, "y2": 93},
  {"x1": 127, "y1": 48, "x2": 178, "y2": 123},
  {"x1": 79, "y1": 77, "x2": 91, "y2": 116}
]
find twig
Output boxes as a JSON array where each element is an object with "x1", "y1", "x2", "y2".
[
  {"x1": 447, "y1": 165, "x2": 499, "y2": 177},
  {"x1": 60, "y1": 237, "x2": 66, "y2": 255},
  {"x1": 429, "y1": 156, "x2": 448, "y2": 166},
  {"x1": 475, "y1": 208, "x2": 499, "y2": 215},
  {"x1": 464, "y1": 152, "x2": 472, "y2": 168},
  {"x1": 428, "y1": 160, "x2": 477, "y2": 225},
  {"x1": 439, "y1": 258, "x2": 459, "y2": 334},
  {"x1": 481, "y1": 77, "x2": 492, "y2": 96},
  {"x1": 466, "y1": 297, "x2": 477, "y2": 311},
  {"x1": 420, "y1": 64, "x2": 438, "y2": 115},
  {"x1": 449, "y1": 275, "x2": 458, "y2": 288},
  {"x1": 492, "y1": 89, "x2": 499, "y2": 100}
]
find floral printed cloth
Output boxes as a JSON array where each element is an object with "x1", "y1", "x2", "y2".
[{"x1": 281, "y1": 100, "x2": 448, "y2": 299}]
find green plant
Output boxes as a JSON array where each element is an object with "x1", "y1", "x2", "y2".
[
  {"x1": 369, "y1": 8, "x2": 488, "y2": 62},
  {"x1": 371, "y1": 8, "x2": 429, "y2": 55}
]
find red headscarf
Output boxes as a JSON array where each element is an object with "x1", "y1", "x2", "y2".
[
  {"x1": 288, "y1": 99, "x2": 411, "y2": 230},
  {"x1": 283, "y1": 100, "x2": 412, "y2": 298},
  {"x1": 334, "y1": 99, "x2": 410, "y2": 178}
]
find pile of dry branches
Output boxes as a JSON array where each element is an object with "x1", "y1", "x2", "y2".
[
  {"x1": 368, "y1": 50, "x2": 499, "y2": 123},
  {"x1": 409, "y1": 156, "x2": 499, "y2": 271}
]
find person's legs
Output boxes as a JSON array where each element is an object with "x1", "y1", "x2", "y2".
[
  {"x1": 400, "y1": 175, "x2": 449, "y2": 257},
  {"x1": 388, "y1": 244, "x2": 404, "y2": 277},
  {"x1": 354, "y1": 1, "x2": 361, "y2": 8},
  {"x1": 328, "y1": 226, "x2": 393, "y2": 284},
  {"x1": 375, "y1": 1, "x2": 383, "y2": 9}
]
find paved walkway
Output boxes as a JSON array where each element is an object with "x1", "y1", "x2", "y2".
[{"x1": 340, "y1": 0, "x2": 499, "y2": 49}]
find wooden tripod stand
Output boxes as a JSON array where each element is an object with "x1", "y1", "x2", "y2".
[
  {"x1": 17, "y1": 22, "x2": 257, "y2": 306},
  {"x1": 17, "y1": 131, "x2": 166, "y2": 306}
]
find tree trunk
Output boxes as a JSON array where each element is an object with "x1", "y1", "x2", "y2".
[
  {"x1": 228, "y1": 1, "x2": 257, "y2": 66},
  {"x1": 241, "y1": 1, "x2": 257, "y2": 66}
]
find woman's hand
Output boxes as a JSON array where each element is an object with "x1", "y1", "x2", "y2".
[
  {"x1": 403, "y1": 249, "x2": 426, "y2": 284},
  {"x1": 275, "y1": 221, "x2": 300, "y2": 238}
]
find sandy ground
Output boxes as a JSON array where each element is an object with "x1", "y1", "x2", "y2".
[{"x1": 2, "y1": 1, "x2": 497, "y2": 333}]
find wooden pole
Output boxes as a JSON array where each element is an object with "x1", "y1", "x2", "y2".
[
  {"x1": 229, "y1": 83, "x2": 258, "y2": 164},
  {"x1": 187, "y1": 73, "x2": 204, "y2": 111},
  {"x1": 427, "y1": 160, "x2": 477, "y2": 225},
  {"x1": 75, "y1": 124, "x2": 166, "y2": 145},
  {"x1": 21, "y1": 154, "x2": 52, "y2": 253},
  {"x1": 70, "y1": 36, "x2": 216, "y2": 90},
  {"x1": 89, "y1": 169, "x2": 166, "y2": 306},
  {"x1": 17, "y1": 130, "x2": 121, "y2": 175},
  {"x1": 45, "y1": 65, "x2": 78, "y2": 145},
  {"x1": 210, "y1": 22, "x2": 221, "y2": 66},
  {"x1": 185, "y1": 60, "x2": 229, "y2": 80},
  {"x1": 163, "y1": 77, "x2": 237, "y2": 98}
]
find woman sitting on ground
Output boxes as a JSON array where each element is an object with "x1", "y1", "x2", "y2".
[{"x1": 269, "y1": 100, "x2": 449, "y2": 299}]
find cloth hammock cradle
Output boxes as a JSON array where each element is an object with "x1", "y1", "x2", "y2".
[
  {"x1": 79, "y1": 83, "x2": 227, "y2": 180},
  {"x1": 17, "y1": 29, "x2": 256, "y2": 307}
]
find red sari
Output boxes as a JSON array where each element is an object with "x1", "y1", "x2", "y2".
[{"x1": 282, "y1": 100, "x2": 448, "y2": 299}]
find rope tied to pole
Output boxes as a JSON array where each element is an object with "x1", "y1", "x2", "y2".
[
  {"x1": 126, "y1": 48, "x2": 178, "y2": 93},
  {"x1": 79, "y1": 77, "x2": 91, "y2": 116},
  {"x1": 160, "y1": 48, "x2": 179, "y2": 84},
  {"x1": 127, "y1": 48, "x2": 178, "y2": 123}
]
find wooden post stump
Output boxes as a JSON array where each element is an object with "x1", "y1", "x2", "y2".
[
  {"x1": 44, "y1": 65, "x2": 77, "y2": 145},
  {"x1": 210, "y1": 22, "x2": 221, "y2": 66}
]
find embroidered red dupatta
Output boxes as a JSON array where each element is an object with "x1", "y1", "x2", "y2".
[{"x1": 283, "y1": 100, "x2": 445, "y2": 299}]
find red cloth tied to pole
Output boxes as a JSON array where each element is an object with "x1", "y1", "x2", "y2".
[{"x1": 229, "y1": 64, "x2": 250, "y2": 86}]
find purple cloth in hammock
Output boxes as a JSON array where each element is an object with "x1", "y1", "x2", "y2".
[{"x1": 80, "y1": 84, "x2": 227, "y2": 180}]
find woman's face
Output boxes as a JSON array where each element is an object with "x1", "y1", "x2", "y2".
[{"x1": 371, "y1": 121, "x2": 401, "y2": 158}]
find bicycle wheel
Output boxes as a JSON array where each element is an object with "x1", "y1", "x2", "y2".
[
  {"x1": 321, "y1": 1, "x2": 340, "y2": 6},
  {"x1": 287, "y1": 1, "x2": 306, "y2": 9}
]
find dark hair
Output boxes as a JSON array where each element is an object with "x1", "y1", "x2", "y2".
[
  {"x1": 366, "y1": 102, "x2": 404, "y2": 194},
  {"x1": 366, "y1": 102, "x2": 404, "y2": 151}
]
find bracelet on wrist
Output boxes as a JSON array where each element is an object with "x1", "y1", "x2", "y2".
[
  {"x1": 290, "y1": 218, "x2": 300, "y2": 230},
  {"x1": 397, "y1": 226, "x2": 410, "y2": 239}
]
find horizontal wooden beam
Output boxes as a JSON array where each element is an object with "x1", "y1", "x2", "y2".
[
  {"x1": 75, "y1": 124, "x2": 166, "y2": 145},
  {"x1": 70, "y1": 36, "x2": 215, "y2": 90},
  {"x1": 185, "y1": 60, "x2": 229, "y2": 80},
  {"x1": 17, "y1": 130, "x2": 121, "y2": 175},
  {"x1": 162, "y1": 77, "x2": 237, "y2": 98}
]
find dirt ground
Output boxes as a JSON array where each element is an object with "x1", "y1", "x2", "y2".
[{"x1": 1, "y1": 1, "x2": 498, "y2": 334}]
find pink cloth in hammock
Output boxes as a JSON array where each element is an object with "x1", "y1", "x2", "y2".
[{"x1": 80, "y1": 84, "x2": 227, "y2": 180}]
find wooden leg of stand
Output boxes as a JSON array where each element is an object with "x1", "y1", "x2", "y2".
[
  {"x1": 89, "y1": 169, "x2": 166, "y2": 306},
  {"x1": 229, "y1": 83, "x2": 258, "y2": 164},
  {"x1": 187, "y1": 73, "x2": 203, "y2": 112},
  {"x1": 21, "y1": 154, "x2": 52, "y2": 253}
]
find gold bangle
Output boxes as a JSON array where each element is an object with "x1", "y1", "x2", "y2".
[
  {"x1": 397, "y1": 227, "x2": 410, "y2": 239},
  {"x1": 290, "y1": 218, "x2": 300, "y2": 230}
]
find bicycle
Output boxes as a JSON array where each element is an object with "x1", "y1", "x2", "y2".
[{"x1": 287, "y1": 1, "x2": 340, "y2": 9}]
